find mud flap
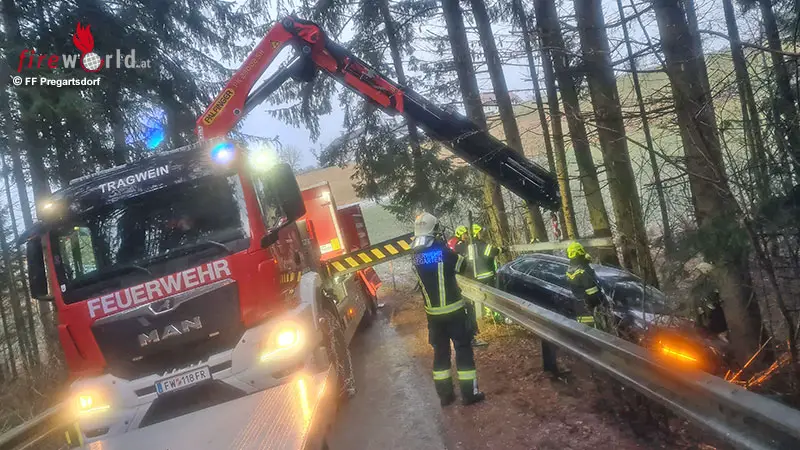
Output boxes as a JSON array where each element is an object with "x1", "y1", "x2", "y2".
[{"x1": 357, "y1": 268, "x2": 382, "y2": 298}]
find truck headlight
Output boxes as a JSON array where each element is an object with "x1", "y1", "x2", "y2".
[
  {"x1": 74, "y1": 391, "x2": 111, "y2": 415},
  {"x1": 260, "y1": 323, "x2": 304, "y2": 362}
]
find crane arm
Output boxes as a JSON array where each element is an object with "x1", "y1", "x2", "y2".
[{"x1": 196, "y1": 15, "x2": 560, "y2": 210}]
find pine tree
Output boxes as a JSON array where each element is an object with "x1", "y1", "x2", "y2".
[
  {"x1": 653, "y1": 0, "x2": 766, "y2": 365},
  {"x1": 533, "y1": 0, "x2": 614, "y2": 244},
  {"x1": 574, "y1": 0, "x2": 656, "y2": 284},
  {"x1": 440, "y1": 0, "x2": 510, "y2": 246}
]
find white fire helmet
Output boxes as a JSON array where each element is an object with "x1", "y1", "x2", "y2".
[{"x1": 412, "y1": 212, "x2": 439, "y2": 249}]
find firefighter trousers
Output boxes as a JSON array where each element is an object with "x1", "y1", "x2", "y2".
[{"x1": 427, "y1": 308, "x2": 480, "y2": 402}]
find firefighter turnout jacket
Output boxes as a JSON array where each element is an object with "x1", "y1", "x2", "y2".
[
  {"x1": 412, "y1": 240, "x2": 468, "y2": 316},
  {"x1": 566, "y1": 258, "x2": 604, "y2": 310},
  {"x1": 467, "y1": 240, "x2": 501, "y2": 281}
]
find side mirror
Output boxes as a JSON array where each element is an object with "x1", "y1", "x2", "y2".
[
  {"x1": 260, "y1": 232, "x2": 281, "y2": 248},
  {"x1": 268, "y1": 163, "x2": 306, "y2": 223},
  {"x1": 26, "y1": 239, "x2": 53, "y2": 301},
  {"x1": 260, "y1": 163, "x2": 306, "y2": 249}
]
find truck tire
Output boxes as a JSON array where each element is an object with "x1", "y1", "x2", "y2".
[
  {"x1": 319, "y1": 306, "x2": 357, "y2": 401},
  {"x1": 358, "y1": 283, "x2": 378, "y2": 330}
]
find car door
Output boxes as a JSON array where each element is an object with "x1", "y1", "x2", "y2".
[
  {"x1": 500, "y1": 259, "x2": 537, "y2": 298},
  {"x1": 533, "y1": 260, "x2": 579, "y2": 317},
  {"x1": 513, "y1": 259, "x2": 561, "y2": 312}
]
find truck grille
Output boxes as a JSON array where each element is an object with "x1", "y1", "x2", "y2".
[{"x1": 91, "y1": 280, "x2": 244, "y2": 380}]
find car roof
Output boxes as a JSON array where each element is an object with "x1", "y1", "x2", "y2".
[{"x1": 511, "y1": 253, "x2": 641, "y2": 282}]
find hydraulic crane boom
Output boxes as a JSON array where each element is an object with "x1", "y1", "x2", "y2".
[{"x1": 196, "y1": 15, "x2": 560, "y2": 210}]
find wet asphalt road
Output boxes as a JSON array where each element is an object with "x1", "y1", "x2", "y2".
[{"x1": 326, "y1": 306, "x2": 449, "y2": 450}]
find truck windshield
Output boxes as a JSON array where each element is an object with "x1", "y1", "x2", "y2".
[{"x1": 50, "y1": 174, "x2": 251, "y2": 304}]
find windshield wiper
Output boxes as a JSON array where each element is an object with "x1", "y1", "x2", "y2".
[
  {"x1": 147, "y1": 239, "x2": 233, "y2": 265},
  {"x1": 70, "y1": 264, "x2": 153, "y2": 289}
]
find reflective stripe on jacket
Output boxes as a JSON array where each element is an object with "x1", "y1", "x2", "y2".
[
  {"x1": 412, "y1": 240, "x2": 467, "y2": 315},
  {"x1": 566, "y1": 259, "x2": 603, "y2": 304},
  {"x1": 467, "y1": 240, "x2": 500, "y2": 280}
]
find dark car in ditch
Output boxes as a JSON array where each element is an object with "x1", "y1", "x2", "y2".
[{"x1": 495, "y1": 253, "x2": 732, "y2": 375}]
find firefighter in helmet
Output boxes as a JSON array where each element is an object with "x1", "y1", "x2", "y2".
[
  {"x1": 452, "y1": 225, "x2": 468, "y2": 255},
  {"x1": 467, "y1": 224, "x2": 502, "y2": 286},
  {"x1": 411, "y1": 213, "x2": 485, "y2": 406},
  {"x1": 565, "y1": 242, "x2": 607, "y2": 327}
]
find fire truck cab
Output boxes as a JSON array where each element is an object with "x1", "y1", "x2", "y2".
[{"x1": 19, "y1": 141, "x2": 370, "y2": 443}]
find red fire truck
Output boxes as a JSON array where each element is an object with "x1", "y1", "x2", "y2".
[{"x1": 18, "y1": 15, "x2": 558, "y2": 446}]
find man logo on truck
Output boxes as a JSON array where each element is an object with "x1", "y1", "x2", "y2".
[{"x1": 138, "y1": 316, "x2": 203, "y2": 347}]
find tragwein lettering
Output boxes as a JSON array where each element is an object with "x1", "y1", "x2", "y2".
[
  {"x1": 87, "y1": 259, "x2": 231, "y2": 319},
  {"x1": 99, "y1": 165, "x2": 169, "y2": 193}
]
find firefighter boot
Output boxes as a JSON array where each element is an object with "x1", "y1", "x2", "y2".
[
  {"x1": 459, "y1": 375, "x2": 485, "y2": 405},
  {"x1": 434, "y1": 378, "x2": 456, "y2": 406}
]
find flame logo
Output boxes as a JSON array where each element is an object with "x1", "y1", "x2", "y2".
[
  {"x1": 72, "y1": 23, "x2": 95, "y2": 54},
  {"x1": 73, "y1": 23, "x2": 103, "y2": 72}
]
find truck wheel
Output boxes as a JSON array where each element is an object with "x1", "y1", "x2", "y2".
[
  {"x1": 319, "y1": 306, "x2": 356, "y2": 400},
  {"x1": 358, "y1": 284, "x2": 378, "y2": 330}
]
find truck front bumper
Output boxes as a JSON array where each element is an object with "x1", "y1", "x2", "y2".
[{"x1": 72, "y1": 303, "x2": 325, "y2": 443}]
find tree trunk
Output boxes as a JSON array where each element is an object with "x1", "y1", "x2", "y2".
[
  {"x1": 0, "y1": 295, "x2": 18, "y2": 379},
  {"x1": 377, "y1": 0, "x2": 433, "y2": 213},
  {"x1": 469, "y1": 0, "x2": 547, "y2": 242},
  {"x1": 758, "y1": 0, "x2": 800, "y2": 176},
  {"x1": 533, "y1": 0, "x2": 614, "y2": 246},
  {"x1": 109, "y1": 81, "x2": 129, "y2": 166},
  {"x1": 721, "y1": 0, "x2": 769, "y2": 202},
  {"x1": 575, "y1": 0, "x2": 657, "y2": 285},
  {"x1": 440, "y1": 0, "x2": 510, "y2": 246},
  {"x1": 0, "y1": 213, "x2": 32, "y2": 370},
  {"x1": 653, "y1": 0, "x2": 765, "y2": 366},
  {"x1": 534, "y1": 26, "x2": 579, "y2": 240},
  {"x1": 2, "y1": 0, "x2": 57, "y2": 357},
  {"x1": 510, "y1": 0, "x2": 570, "y2": 239},
  {"x1": 0, "y1": 1, "x2": 33, "y2": 230},
  {"x1": 615, "y1": 0, "x2": 673, "y2": 254},
  {"x1": 2, "y1": 158, "x2": 37, "y2": 360},
  {"x1": 683, "y1": 0, "x2": 712, "y2": 96}
]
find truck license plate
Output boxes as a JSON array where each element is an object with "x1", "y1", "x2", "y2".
[{"x1": 155, "y1": 366, "x2": 211, "y2": 395}]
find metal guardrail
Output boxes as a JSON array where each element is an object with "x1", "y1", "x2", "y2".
[
  {"x1": 509, "y1": 237, "x2": 614, "y2": 253},
  {"x1": 0, "y1": 403, "x2": 72, "y2": 450},
  {"x1": 458, "y1": 275, "x2": 800, "y2": 450}
]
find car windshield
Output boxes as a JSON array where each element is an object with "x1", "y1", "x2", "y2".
[
  {"x1": 603, "y1": 278, "x2": 671, "y2": 315},
  {"x1": 50, "y1": 173, "x2": 251, "y2": 304}
]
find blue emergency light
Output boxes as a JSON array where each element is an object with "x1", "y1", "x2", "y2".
[
  {"x1": 210, "y1": 141, "x2": 236, "y2": 164},
  {"x1": 144, "y1": 122, "x2": 165, "y2": 150}
]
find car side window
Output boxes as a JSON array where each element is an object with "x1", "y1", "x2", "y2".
[
  {"x1": 535, "y1": 261, "x2": 570, "y2": 289},
  {"x1": 511, "y1": 259, "x2": 539, "y2": 275}
]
